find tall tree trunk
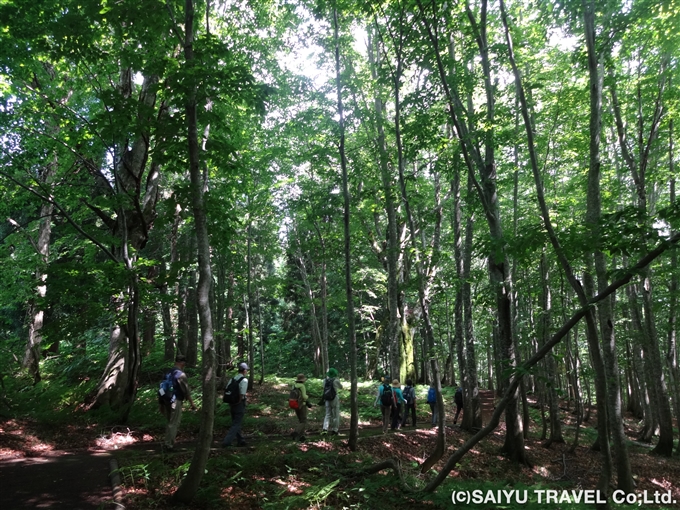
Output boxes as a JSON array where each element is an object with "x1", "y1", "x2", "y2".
[
  {"x1": 462, "y1": 179, "x2": 481, "y2": 430},
  {"x1": 666, "y1": 126, "x2": 680, "y2": 455},
  {"x1": 174, "y1": 0, "x2": 216, "y2": 500},
  {"x1": 610, "y1": 58, "x2": 673, "y2": 457},
  {"x1": 417, "y1": 0, "x2": 525, "y2": 462},
  {"x1": 257, "y1": 287, "x2": 265, "y2": 385},
  {"x1": 368, "y1": 29, "x2": 401, "y2": 379},
  {"x1": 332, "y1": 5, "x2": 359, "y2": 451},
  {"x1": 23, "y1": 163, "x2": 55, "y2": 383},
  {"x1": 92, "y1": 72, "x2": 161, "y2": 419},
  {"x1": 186, "y1": 269, "x2": 199, "y2": 367},
  {"x1": 246, "y1": 208, "x2": 254, "y2": 391},
  {"x1": 539, "y1": 251, "x2": 563, "y2": 446},
  {"x1": 582, "y1": 1, "x2": 624, "y2": 495},
  {"x1": 312, "y1": 221, "x2": 330, "y2": 375},
  {"x1": 498, "y1": 0, "x2": 612, "y2": 479}
]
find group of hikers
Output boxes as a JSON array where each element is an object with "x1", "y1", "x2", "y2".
[{"x1": 158, "y1": 354, "x2": 465, "y2": 449}]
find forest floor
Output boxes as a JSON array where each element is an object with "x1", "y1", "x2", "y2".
[{"x1": 1, "y1": 379, "x2": 680, "y2": 509}]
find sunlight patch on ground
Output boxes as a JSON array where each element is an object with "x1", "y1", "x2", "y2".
[
  {"x1": 96, "y1": 430, "x2": 137, "y2": 449},
  {"x1": 651, "y1": 478, "x2": 673, "y2": 490},
  {"x1": 272, "y1": 476, "x2": 309, "y2": 494},
  {"x1": 534, "y1": 465, "x2": 550, "y2": 477}
]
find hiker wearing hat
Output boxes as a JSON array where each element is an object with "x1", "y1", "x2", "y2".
[
  {"x1": 291, "y1": 373, "x2": 312, "y2": 441},
  {"x1": 321, "y1": 368, "x2": 343, "y2": 436},
  {"x1": 222, "y1": 362, "x2": 250, "y2": 447},
  {"x1": 163, "y1": 354, "x2": 197, "y2": 450}
]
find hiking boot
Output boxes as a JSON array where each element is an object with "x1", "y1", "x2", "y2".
[
  {"x1": 298, "y1": 436, "x2": 306, "y2": 442},
  {"x1": 236, "y1": 441, "x2": 248, "y2": 447},
  {"x1": 330, "y1": 431, "x2": 338, "y2": 436}
]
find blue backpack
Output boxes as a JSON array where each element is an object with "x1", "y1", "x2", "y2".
[
  {"x1": 158, "y1": 369, "x2": 183, "y2": 405},
  {"x1": 427, "y1": 387, "x2": 436, "y2": 403}
]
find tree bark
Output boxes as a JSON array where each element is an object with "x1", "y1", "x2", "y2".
[
  {"x1": 332, "y1": 4, "x2": 359, "y2": 451},
  {"x1": 174, "y1": 0, "x2": 217, "y2": 501},
  {"x1": 368, "y1": 29, "x2": 401, "y2": 379}
]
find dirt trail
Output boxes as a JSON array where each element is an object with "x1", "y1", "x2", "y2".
[{"x1": 0, "y1": 449, "x2": 119, "y2": 510}]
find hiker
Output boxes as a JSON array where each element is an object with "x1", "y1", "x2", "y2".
[
  {"x1": 454, "y1": 386, "x2": 464, "y2": 424},
  {"x1": 290, "y1": 373, "x2": 312, "y2": 441},
  {"x1": 163, "y1": 354, "x2": 197, "y2": 450},
  {"x1": 427, "y1": 382, "x2": 438, "y2": 426},
  {"x1": 321, "y1": 367, "x2": 342, "y2": 436},
  {"x1": 401, "y1": 379, "x2": 416, "y2": 427},
  {"x1": 373, "y1": 375, "x2": 386, "y2": 407},
  {"x1": 390, "y1": 379, "x2": 405, "y2": 430},
  {"x1": 222, "y1": 362, "x2": 249, "y2": 448},
  {"x1": 378, "y1": 375, "x2": 393, "y2": 433}
]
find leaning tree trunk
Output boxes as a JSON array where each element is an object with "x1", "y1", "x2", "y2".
[{"x1": 174, "y1": 0, "x2": 217, "y2": 501}]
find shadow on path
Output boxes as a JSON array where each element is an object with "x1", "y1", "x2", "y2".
[{"x1": 0, "y1": 450, "x2": 118, "y2": 510}]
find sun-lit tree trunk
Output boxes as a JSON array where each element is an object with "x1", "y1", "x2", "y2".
[
  {"x1": 312, "y1": 221, "x2": 330, "y2": 375},
  {"x1": 174, "y1": 0, "x2": 216, "y2": 501}
]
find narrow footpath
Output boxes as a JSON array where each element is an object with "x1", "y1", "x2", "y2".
[{"x1": 0, "y1": 448, "x2": 119, "y2": 510}]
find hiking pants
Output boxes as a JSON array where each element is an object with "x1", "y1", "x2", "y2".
[
  {"x1": 429, "y1": 402, "x2": 438, "y2": 425},
  {"x1": 401, "y1": 403, "x2": 416, "y2": 427},
  {"x1": 164, "y1": 399, "x2": 184, "y2": 448},
  {"x1": 294, "y1": 405, "x2": 308, "y2": 438},
  {"x1": 222, "y1": 401, "x2": 246, "y2": 446},
  {"x1": 323, "y1": 398, "x2": 340, "y2": 432},
  {"x1": 381, "y1": 405, "x2": 391, "y2": 433},
  {"x1": 454, "y1": 403, "x2": 463, "y2": 424},
  {"x1": 391, "y1": 403, "x2": 402, "y2": 429}
]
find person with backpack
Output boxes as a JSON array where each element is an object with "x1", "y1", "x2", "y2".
[
  {"x1": 378, "y1": 375, "x2": 393, "y2": 433},
  {"x1": 290, "y1": 373, "x2": 312, "y2": 441},
  {"x1": 427, "y1": 382, "x2": 438, "y2": 426},
  {"x1": 401, "y1": 379, "x2": 417, "y2": 427},
  {"x1": 321, "y1": 367, "x2": 342, "y2": 436},
  {"x1": 373, "y1": 375, "x2": 386, "y2": 408},
  {"x1": 389, "y1": 379, "x2": 405, "y2": 430},
  {"x1": 221, "y1": 362, "x2": 249, "y2": 448},
  {"x1": 454, "y1": 386, "x2": 464, "y2": 425},
  {"x1": 162, "y1": 354, "x2": 196, "y2": 450}
]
